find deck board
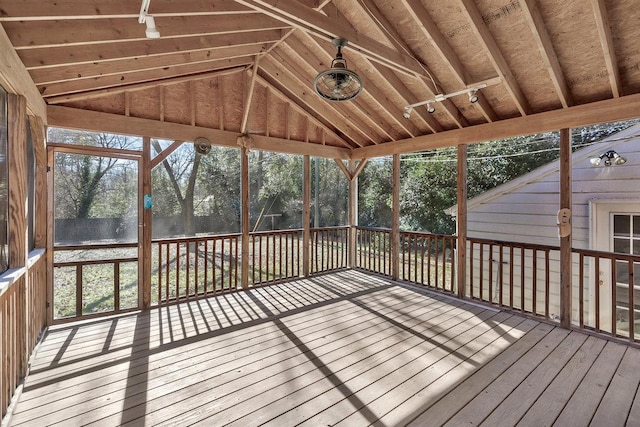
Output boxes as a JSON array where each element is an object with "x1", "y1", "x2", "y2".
[{"x1": 8, "y1": 270, "x2": 640, "y2": 427}]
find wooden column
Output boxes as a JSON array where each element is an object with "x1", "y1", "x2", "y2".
[
  {"x1": 392, "y1": 154, "x2": 400, "y2": 281},
  {"x1": 457, "y1": 144, "x2": 468, "y2": 299},
  {"x1": 348, "y1": 161, "x2": 358, "y2": 268},
  {"x1": 46, "y1": 148, "x2": 54, "y2": 324},
  {"x1": 241, "y1": 145, "x2": 250, "y2": 289},
  {"x1": 141, "y1": 137, "x2": 152, "y2": 310},
  {"x1": 28, "y1": 116, "x2": 47, "y2": 249},
  {"x1": 559, "y1": 128, "x2": 572, "y2": 329},
  {"x1": 8, "y1": 94, "x2": 27, "y2": 269},
  {"x1": 303, "y1": 155, "x2": 311, "y2": 277}
]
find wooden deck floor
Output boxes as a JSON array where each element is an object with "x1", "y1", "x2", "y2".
[{"x1": 8, "y1": 270, "x2": 640, "y2": 426}]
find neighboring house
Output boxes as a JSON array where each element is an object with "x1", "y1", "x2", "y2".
[{"x1": 448, "y1": 123, "x2": 640, "y2": 334}]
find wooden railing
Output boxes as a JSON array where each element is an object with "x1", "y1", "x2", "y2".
[
  {"x1": 574, "y1": 248, "x2": 640, "y2": 344},
  {"x1": 1, "y1": 250, "x2": 47, "y2": 419},
  {"x1": 154, "y1": 234, "x2": 240, "y2": 305},
  {"x1": 310, "y1": 226, "x2": 349, "y2": 274},
  {"x1": 53, "y1": 243, "x2": 139, "y2": 319},
  {"x1": 400, "y1": 231, "x2": 456, "y2": 292},
  {"x1": 355, "y1": 226, "x2": 392, "y2": 276},
  {"x1": 468, "y1": 238, "x2": 561, "y2": 321},
  {"x1": 250, "y1": 229, "x2": 302, "y2": 286}
]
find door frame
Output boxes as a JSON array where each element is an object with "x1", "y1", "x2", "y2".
[
  {"x1": 47, "y1": 143, "x2": 143, "y2": 323},
  {"x1": 589, "y1": 199, "x2": 640, "y2": 330}
]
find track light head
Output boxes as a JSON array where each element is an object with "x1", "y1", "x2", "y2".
[
  {"x1": 468, "y1": 89, "x2": 479, "y2": 103},
  {"x1": 426, "y1": 102, "x2": 436, "y2": 114},
  {"x1": 144, "y1": 15, "x2": 160, "y2": 38},
  {"x1": 403, "y1": 106, "x2": 413, "y2": 119}
]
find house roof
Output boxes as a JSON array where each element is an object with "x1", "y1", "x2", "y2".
[
  {"x1": 446, "y1": 121, "x2": 640, "y2": 215},
  {"x1": 2, "y1": 0, "x2": 640, "y2": 158}
]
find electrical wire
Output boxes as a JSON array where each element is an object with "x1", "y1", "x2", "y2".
[{"x1": 356, "y1": 0, "x2": 441, "y2": 93}]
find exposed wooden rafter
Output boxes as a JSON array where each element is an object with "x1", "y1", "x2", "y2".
[
  {"x1": 591, "y1": 0, "x2": 622, "y2": 98},
  {"x1": 459, "y1": 0, "x2": 532, "y2": 116},
  {"x1": 521, "y1": 0, "x2": 574, "y2": 107}
]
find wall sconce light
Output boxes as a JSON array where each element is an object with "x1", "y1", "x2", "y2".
[
  {"x1": 139, "y1": 0, "x2": 161, "y2": 38},
  {"x1": 590, "y1": 150, "x2": 626, "y2": 166}
]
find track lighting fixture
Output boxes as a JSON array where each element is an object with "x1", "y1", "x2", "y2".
[
  {"x1": 590, "y1": 150, "x2": 626, "y2": 166},
  {"x1": 139, "y1": 0, "x2": 160, "y2": 38},
  {"x1": 402, "y1": 82, "x2": 494, "y2": 119}
]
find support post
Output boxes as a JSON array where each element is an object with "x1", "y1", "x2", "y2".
[
  {"x1": 8, "y1": 94, "x2": 27, "y2": 269},
  {"x1": 141, "y1": 137, "x2": 152, "y2": 310},
  {"x1": 457, "y1": 144, "x2": 468, "y2": 299},
  {"x1": 303, "y1": 155, "x2": 311, "y2": 277},
  {"x1": 392, "y1": 154, "x2": 400, "y2": 281},
  {"x1": 559, "y1": 128, "x2": 572, "y2": 328},
  {"x1": 348, "y1": 161, "x2": 358, "y2": 268},
  {"x1": 241, "y1": 145, "x2": 250, "y2": 289}
]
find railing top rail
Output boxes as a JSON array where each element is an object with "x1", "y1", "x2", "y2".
[
  {"x1": 355, "y1": 226, "x2": 392, "y2": 232},
  {"x1": 467, "y1": 236, "x2": 560, "y2": 252},
  {"x1": 54, "y1": 257, "x2": 138, "y2": 267},
  {"x1": 400, "y1": 230, "x2": 456, "y2": 239},
  {"x1": 573, "y1": 247, "x2": 640, "y2": 262},
  {"x1": 152, "y1": 233, "x2": 242, "y2": 244},
  {"x1": 54, "y1": 242, "x2": 138, "y2": 251},
  {"x1": 250, "y1": 229, "x2": 303, "y2": 236},
  {"x1": 310, "y1": 226, "x2": 350, "y2": 231}
]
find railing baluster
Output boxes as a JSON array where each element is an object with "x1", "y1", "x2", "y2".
[{"x1": 114, "y1": 262, "x2": 120, "y2": 311}]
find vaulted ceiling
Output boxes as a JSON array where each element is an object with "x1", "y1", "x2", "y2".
[{"x1": 2, "y1": 0, "x2": 640, "y2": 159}]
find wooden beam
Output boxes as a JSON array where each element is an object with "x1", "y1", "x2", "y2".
[
  {"x1": 459, "y1": 0, "x2": 531, "y2": 116},
  {"x1": 39, "y1": 57, "x2": 254, "y2": 98},
  {"x1": 141, "y1": 137, "x2": 152, "y2": 310},
  {"x1": 559, "y1": 128, "x2": 572, "y2": 329},
  {"x1": 303, "y1": 155, "x2": 311, "y2": 277},
  {"x1": 521, "y1": 0, "x2": 574, "y2": 108},
  {"x1": 48, "y1": 105, "x2": 351, "y2": 159},
  {"x1": 351, "y1": 92, "x2": 640, "y2": 158},
  {"x1": 20, "y1": 30, "x2": 282, "y2": 70},
  {"x1": 0, "y1": 24, "x2": 46, "y2": 120},
  {"x1": 46, "y1": 147, "x2": 55, "y2": 324},
  {"x1": 240, "y1": 145, "x2": 250, "y2": 289},
  {"x1": 46, "y1": 66, "x2": 246, "y2": 105},
  {"x1": 150, "y1": 140, "x2": 185, "y2": 169},
  {"x1": 30, "y1": 44, "x2": 271, "y2": 85},
  {"x1": 391, "y1": 154, "x2": 400, "y2": 281},
  {"x1": 456, "y1": 144, "x2": 467, "y2": 299},
  {"x1": 0, "y1": 0, "x2": 253, "y2": 20},
  {"x1": 28, "y1": 115, "x2": 47, "y2": 248},
  {"x1": 334, "y1": 158, "x2": 351, "y2": 180},
  {"x1": 4, "y1": 14, "x2": 289, "y2": 48},
  {"x1": 234, "y1": 0, "x2": 433, "y2": 79},
  {"x1": 348, "y1": 160, "x2": 358, "y2": 268},
  {"x1": 352, "y1": 158, "x2": 369, "y2": 179},
  {"x1": 591, "y1": 0, "x2": 622, "y2": 98},
  {"x1": 241, "y1": 58, "x2": 261, "y2": 134},
  {"x1": 8, "y1": 94, "x2": 27, "y2": 269}
]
